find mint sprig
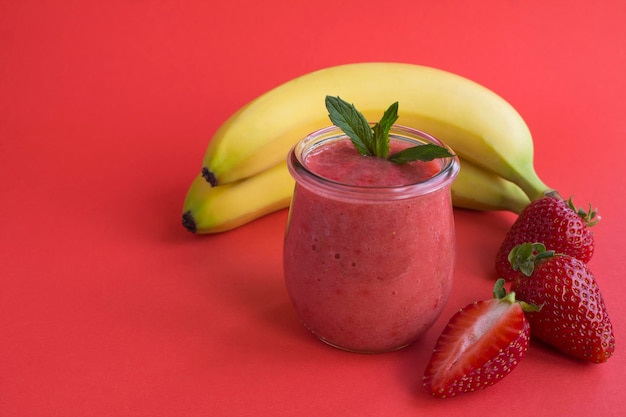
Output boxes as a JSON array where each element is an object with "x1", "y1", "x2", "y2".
[
  {"x1": 325, "y1": 96, "x2": 385, "y2": 157},
  {"x1": 324, "y1": 96, "x2": 454, "y2": 163}
]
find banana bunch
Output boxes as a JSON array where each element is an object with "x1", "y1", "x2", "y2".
[{"x1": 183, "y1": 62, "x2": 551, "y2": 234}]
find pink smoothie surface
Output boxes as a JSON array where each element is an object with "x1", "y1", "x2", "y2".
[
  {"x1": 283, "y1": 138, "x2": 455, "y2": 352},
  {"x1": 304, "y1": 138, "x2": 441, "y2": 186}
]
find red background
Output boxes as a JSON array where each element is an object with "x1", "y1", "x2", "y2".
[{"x1": 1, "y1": 1, "x2": 625, "y2": 416}]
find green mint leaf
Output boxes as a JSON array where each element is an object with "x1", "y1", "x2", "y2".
[
  {"x1": 325, "y1": 96, "x2": 374, "y2": 156},
  {"x1": 388, "y1": 144, "x2": 454, "y2": 164},
  {"x1": 372, "y1": 124, "x2": 388, "y2": 158},
  {"x1": 371, "y1": 101, "x2": 398, "y2": 158},
  {"x1": 325, "y1": 96, "x2": 453, "y2": 164}
]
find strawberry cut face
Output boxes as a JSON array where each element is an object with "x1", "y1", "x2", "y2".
[{"x1": 423, "y1": 293, "x2": 530, "y2": 398}]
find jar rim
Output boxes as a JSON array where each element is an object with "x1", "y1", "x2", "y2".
[{"x1": 287, "y1": 125, "x2": 460, "y2": 201}]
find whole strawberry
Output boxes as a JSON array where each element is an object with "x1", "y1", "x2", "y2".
[
  {"x1": 496, "y1": 195, "x2": 599, "y2": 281},
  {"x1": 509, "y1": 243, "x2": 615, "y2": 363},
  {"x1": 423, "y1": 279, "x2": 537, "y2": 398}
]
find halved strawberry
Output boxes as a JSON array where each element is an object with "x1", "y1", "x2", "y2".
[
  {"x1": 495, "y1": 195, "x2": 599, "y2": 281},
  {"x1": 423, "y1": 279, "x2": 536, "y2": 398},
  {"x1": 509, "y1": 242, "x2": 615, "y2": 363}
]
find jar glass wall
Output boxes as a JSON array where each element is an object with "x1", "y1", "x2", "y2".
[{"x1": 283, "y1": 125, "x2": 459, "y2": 353}]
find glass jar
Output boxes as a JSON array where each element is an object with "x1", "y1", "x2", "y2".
[{"x1": 283, "y1": 125, "x2": 459, "y2": 353}]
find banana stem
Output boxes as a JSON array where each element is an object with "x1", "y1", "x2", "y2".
[
  {"x1": 543, "y1": 189, "x2": 563, "y2": 200},
  {"x1": 514, "y1": 170, "x2": 553, "y2": 202}
]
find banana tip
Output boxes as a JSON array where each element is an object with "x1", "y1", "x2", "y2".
[
  {"x1": 182, "y1": 211, "x2": 197, "y2": 233},
  {"x1": 201, "y1": 167, "x2": 218, "y2": 187}
]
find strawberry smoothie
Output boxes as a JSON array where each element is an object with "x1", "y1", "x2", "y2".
[{"x1": 283, "y1": 125, "x2": 459, "y2": 353}]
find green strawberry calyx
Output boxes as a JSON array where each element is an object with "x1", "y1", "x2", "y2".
[
  {"x1": 567, "y1": 197, "x2": 601, "y2": 227},
  {"x1": 493, "y1": 278, "x2": 541, "y2": 313},
  {"x1": 507, "y1": 242, "x2": 555, "y2": 277}
]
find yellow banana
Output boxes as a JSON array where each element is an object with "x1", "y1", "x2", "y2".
[
  {"x1": 452, "y1": 158, "x2": 530, "y2": 214},
  {"x1": 183, "y1": 157, "x2": 529, "y2": 234},
  {"x1": 200, "y1": 62, "x2": 551, "y2": 201}
]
